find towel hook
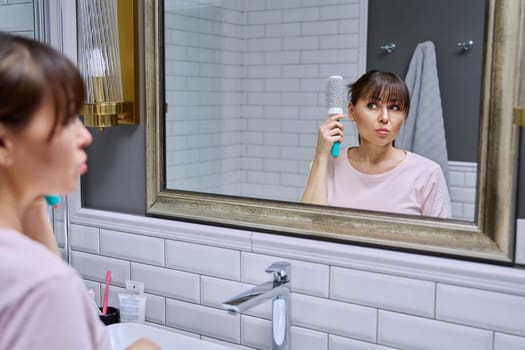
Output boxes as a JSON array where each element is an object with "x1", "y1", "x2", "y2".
[
  {"x1": 457, "y1": 40, "x2": 474, "y2": 51},
  {"x1": 380, "y1": 43, "x2": 396, "y2": 54}
]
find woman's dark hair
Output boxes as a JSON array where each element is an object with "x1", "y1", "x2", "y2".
[
  {"x1": 347, "y1": 70, "x2": 410, "y2": 116},
  {"x1": 0, "y1": 32, "x2": 85, "y2": 139}
]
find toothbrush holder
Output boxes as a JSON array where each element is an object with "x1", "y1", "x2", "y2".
[{"x1": 99, "y1": 306, "x2": 120, "y2": 326}]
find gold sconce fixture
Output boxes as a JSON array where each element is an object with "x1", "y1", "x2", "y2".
[
  {"x1": 77, "y1": 0, "x2": 139, "y2": 130},
  {"x1": 515, "y1": 109, "x2": 525, "y2": 126}
]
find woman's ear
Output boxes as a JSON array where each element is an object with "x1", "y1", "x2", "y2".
[
  {"x1": 348, "y1": 103, "x2": 355, "y2": 121},
  {"x1": 0, "y1": 125, "x2": 13, "y2": 166}
]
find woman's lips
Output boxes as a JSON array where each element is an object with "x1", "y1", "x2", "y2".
[
  {"x1": 375, "y1": 128, "x2": 390, "y2": 136},
  {"x1": 79, "y1": 162, "x2": 88, "y2": 174}
]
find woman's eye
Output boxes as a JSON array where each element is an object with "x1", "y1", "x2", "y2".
[
  {"x1": 390, "y1": 104, "x2": 401, "y2": 111},
  {"x1": 367, "y1": 102, "x2": 377, "y2": 109}
]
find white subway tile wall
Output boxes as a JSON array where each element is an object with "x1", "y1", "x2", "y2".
[
  {"x1": 166, "y1": 298, "x2": 241, "y2": 343},
  {"x1": 164, "y1": 0, "x2": 364, "y2": 203},
  {"x1": 166, "y1": 240, "x2": 241, "y2": 279},
  {"x1": 292, "y1": 293, "x2": 377, "y2": 342},
  {"x1": 329, "y1": 334, "x2": 394, "y2": 350},
  {"x1": 100, "y1": 229, "x2": 165, "y2": 266},
  {"x1": 201, "y1": 276, "x2": 250, "y2": 309},
  {"x1": 330, "y1": 266, "x2": 435, "y2": 318},
  {"x1": 494, "y1": 333, "x2": 525, "y2": 350},
  {"x1": 73, "y1": 250, "x2": 131, "y2": 286},
  {"x1": 448, "y1": 161, "x2": 477, "y2": 221},
  {"x1": 240, "y1": 316, "x2": 330, "y2": 350},
  {"x1": 164, "y1": 1, "x2": 243, "y2": 196},
  {"x1": 0, "y1": 0, "x2": 34, "y2": 37},
  {"x1": 240, "y1": 316, "x2": 271, "y2": 349},
  {"x1": 70, "y1": 224, "x2": 100, "y2": 254},
  {"x1": 131, "y1": 262, "x2": 200, "y2": 302},
  {"x1": 378, "y1": 310, "x2": 493, "y2": 350},
  {"x1": 70, "y1": 218, "x2": 525, "y2": 350},
  {"x1": 436, "y1": 284, "x2": 525, "y2": 336},
  {"x1": 517, "y1": 220, "x2": 525, "y2": 264}
]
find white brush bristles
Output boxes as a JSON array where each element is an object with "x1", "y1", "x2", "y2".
[{"x1": 326, "y1": 75, "x2": 344, "y2": 116}]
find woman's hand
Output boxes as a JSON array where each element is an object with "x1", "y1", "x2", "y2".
[
  {"x1": 126, "y1": 337, "x2": 161, "y2": 350},
  {"x1": 301, "y1": 113, "x2": 345, "y2": 205},
  {"x1": 20, "y1": 196, "x2": 60, "y2": 256},
  {"x1": 316, "y1": 114, "x2": 344, "y2": 156}
]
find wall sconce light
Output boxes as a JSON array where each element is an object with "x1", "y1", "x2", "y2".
[{"x1": 77, "y1": 0, "x2": 139, "y2": 130}]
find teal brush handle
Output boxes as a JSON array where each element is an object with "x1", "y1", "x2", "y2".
[
  {"x1": 44, "y1": 195, "x2": 61, "y2": 206},
  {"x1": 331, "y1": 141, "x2": 340, "y2": 158}
]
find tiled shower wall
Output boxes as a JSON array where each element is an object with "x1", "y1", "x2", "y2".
[
  {"x1": 0, "y1": 0, "x2": 34, "y2": 37},
  {"x1": 52, "y1": 203, "x2": 525, "y2": 350}
]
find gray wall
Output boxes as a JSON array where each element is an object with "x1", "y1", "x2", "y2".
[
  {"x1": 367, "y1": 0, "x2": 486, "y2": 162},
  {"x1": 81, "y1": 0, "x2": 146, "y2": 215},
  {"x1": 81, "y1": 124, "x2": 146, "y2": 215}
]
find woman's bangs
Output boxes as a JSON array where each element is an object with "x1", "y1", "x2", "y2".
[{"x1": 364, "y1": 81, "x2": 409, "y2": 112}]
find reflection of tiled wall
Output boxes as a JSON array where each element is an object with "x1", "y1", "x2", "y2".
[
  {"x1": 164, "y1": 0, "x2": 366, "y2": 200},
  {"x1": 239, "y1": 0, "x2": 364, "y2": 201},
  {"x1": 66, "y1": 215, "x2": 525, "y2": 350},
  {"x1": 449, "y1": 161, "x2": 477, "y2": 221},
  {"x1": 164, "y1": 0, "x2": 243, "y2": 194},
  {"x1": 0, "y1": 0, "x2": 34, "y2": 37}
]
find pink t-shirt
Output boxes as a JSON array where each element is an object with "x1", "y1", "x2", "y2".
[
  {"x1": 0, "y1": 229, "x2": 111, "y2": 350},
  {"x1": 326, "y1": 149, "x2": 451, "y2": 218}
]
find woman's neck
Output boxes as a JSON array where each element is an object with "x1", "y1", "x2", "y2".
[
  {"x1": 348, "y1": 142, "x2": 405, "y2": 174},
  {"x1": 354, "y1": 142, "x2": 399, "y2": 163},
  {"x1": 0, "y1": 203, "x2": 23, "y2": 232},
  {"x1": 0, "y1": 178, "x2": 28, "y2": 232}
]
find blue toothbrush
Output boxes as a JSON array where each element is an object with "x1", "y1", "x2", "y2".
[
  {"x1": 44, "y1": 195, "x2": 61, "y2": 207},
  {"x1": 326, "y1": 76, "x2": 344, "y2": 158},
  {"x1": 331, "y1": 142, "x2": 340, "y2": 158}
]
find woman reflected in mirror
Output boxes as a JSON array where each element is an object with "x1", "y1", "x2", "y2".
[{"x1": 302, "y1": 70, "x2": 451, "y2": 218}]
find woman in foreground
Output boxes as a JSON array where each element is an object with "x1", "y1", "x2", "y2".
[{"x1": 0, "y1": 32, "x2": 158, "y2": 349}]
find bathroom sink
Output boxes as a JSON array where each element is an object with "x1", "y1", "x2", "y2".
[{"x1": 106, "y1": 323, "x2": 233, "y2": 350}]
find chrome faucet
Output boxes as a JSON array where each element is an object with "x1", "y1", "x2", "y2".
[{"x1": 223, "y1": 262, "x2": 291, "y2": 350}]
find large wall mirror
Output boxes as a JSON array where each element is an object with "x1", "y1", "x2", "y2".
[{"x1": 146, "y1": 0, "x2": 522, "y2": 263}]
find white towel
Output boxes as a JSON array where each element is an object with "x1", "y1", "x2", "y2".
[{"x1": 396, "y1": 41, "x2": 449, "y2": 183}]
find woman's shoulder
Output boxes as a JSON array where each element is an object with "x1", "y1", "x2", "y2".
[
  {"x1": 0, "y1": 229, "x2": 110, "y2": 349},
  {"x1": 401, "y1": 151, "x2": 447, "y2": 183},
  {"x1": 404, "y1": 151, "x2": 442, "y2": 171},
  {"x1": 0, "y1": 229, "x2": 74, "y2": 304}
]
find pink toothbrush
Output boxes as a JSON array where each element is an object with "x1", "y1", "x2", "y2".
[{"x1": 102, "y1": 270, "x2": 112, "y2": 315}]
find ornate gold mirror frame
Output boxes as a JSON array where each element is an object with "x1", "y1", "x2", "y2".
[{"x1": 146, "y1": 0, "x2": 522, "y2": 263}]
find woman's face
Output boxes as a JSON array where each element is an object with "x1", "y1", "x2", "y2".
[
  {"x1": 6, "y1": 95, "x2": 92, "y2": 196},
  {"x1": 348, "y1": 95, "x2": 406, "y2": 147}
]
